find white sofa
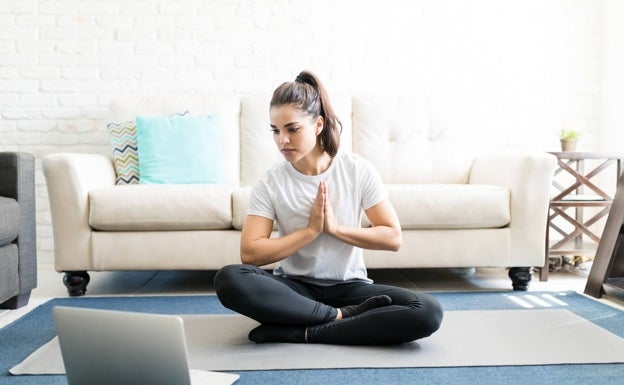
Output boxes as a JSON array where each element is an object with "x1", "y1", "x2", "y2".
[{"x1": 42, "y1": 95, "x2": 557, "y2": 295}]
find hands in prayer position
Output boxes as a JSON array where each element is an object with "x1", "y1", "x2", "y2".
[{"x1": 309, "y1": 181, "x2": 338, "y2": 237}]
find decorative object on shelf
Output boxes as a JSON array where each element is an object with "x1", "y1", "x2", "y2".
[{"x1": 558, "y1": 128, "x2": 581, "y2": 152}]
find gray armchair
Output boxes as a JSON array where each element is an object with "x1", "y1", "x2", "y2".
[{"x1": 0, "y1": 152, "x2": 37, "y2": 309}]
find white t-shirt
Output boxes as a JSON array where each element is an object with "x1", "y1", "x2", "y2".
[{"x1": 247, "y1": 152, "x2": 388, "y2": 284}]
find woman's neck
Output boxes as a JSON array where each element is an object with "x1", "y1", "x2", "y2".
[{"x1": 292, "y1": 150, "x2": 333, "y2": 176}]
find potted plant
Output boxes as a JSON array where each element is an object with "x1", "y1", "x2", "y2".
[{"x1": 558, "y1": 128, "x2": 581, "y2": 152}]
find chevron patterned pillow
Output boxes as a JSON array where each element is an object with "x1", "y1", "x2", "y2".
[{"x1": 107, "y1": 120, "x2": 139, "y2": 185}]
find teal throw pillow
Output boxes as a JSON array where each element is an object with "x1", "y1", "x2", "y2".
[{"x1": 136, "y1": 114, "x2": 223, "y2": 184}]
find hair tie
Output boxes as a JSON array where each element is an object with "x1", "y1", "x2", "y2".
[{"x1": 295, "y1": 75, "x2": 306, "y2": 84}]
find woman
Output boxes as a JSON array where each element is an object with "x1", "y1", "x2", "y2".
[{"x1": 214, "y1": 70, "x2": 443, "y2": 345}]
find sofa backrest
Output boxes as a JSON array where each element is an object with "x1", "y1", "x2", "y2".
[
  {"x1": 352, "y1": 96, "x2": 474, "y2": 184},
  {"x1": 108, "y1": 95, "x2": 472, "y2": 187}
]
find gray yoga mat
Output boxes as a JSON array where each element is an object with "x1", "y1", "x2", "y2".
[{"x1": 11, "y1": 309, "x2": 624, "y2": 374}]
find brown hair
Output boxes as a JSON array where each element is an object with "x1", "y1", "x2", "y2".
[{"x1": 270, "y1": 70, "x2": 342, "y2": 157}]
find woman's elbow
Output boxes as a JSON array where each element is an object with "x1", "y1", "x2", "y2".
[
  {"x1": 388, "y1": 239, "x2": 401, "y2": 252},
  {"x1": 373, "y1": 225, "x2": 401, "y2": 251},
  {"x1": 389, "y1": 228, "x2": 402, "y2": 252},
  {"x1": 240, "y1": 253, "x2": 253, "y2": 265},
  {"x1": 240, "y1": 246, "x2": 259, "y2": 266}
]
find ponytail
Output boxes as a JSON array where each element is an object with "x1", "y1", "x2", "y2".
[{"x1": 270, "y1": 70, "x2": 342, "y2": 157}]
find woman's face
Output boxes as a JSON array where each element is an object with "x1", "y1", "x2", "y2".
[{"x1": 269, "y1": 104, "x2": 323, "y2": 163}]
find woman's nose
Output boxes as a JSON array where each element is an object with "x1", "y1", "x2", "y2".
[{"x1": 278, "y1": 133, "x2": 290, "y2": 144}]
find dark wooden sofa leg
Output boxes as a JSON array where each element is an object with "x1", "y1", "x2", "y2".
[
  {"x1": 509, "y1": 267, "x2": 532, "y2": 291},
  {"x1": 0, "y1": 291, "x2": 32, "y2": 309},
  {"x1": 63, "y1": 271, "x2": 90, "y2": 297}
]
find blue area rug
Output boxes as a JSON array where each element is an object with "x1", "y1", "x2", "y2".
[{"x1": 1, "y1": 291, "x2": 623, "y2": 385}]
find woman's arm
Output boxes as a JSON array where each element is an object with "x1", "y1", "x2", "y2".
[
  {"x1": 239, "y1": 215, "x2": 321, "y2": 266},
  {"x1": 319, "y1": 181, "x2": 401, "y2": 251},
  {"x1": 326, "y1": 198, "x2": 402, "y2": 251},
  {"x1": 240, "y1": 183, "x2": 326, "y2": 266}
]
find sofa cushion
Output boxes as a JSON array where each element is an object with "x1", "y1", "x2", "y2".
[
  {"x1": 89, "y1": 185, "x2": 234, "y2": 231},
  {"x1": 233, "y1": 184, "x2": 510, "y2": 231},
  {"x1": 232, "y1": 186, "x2": 278, "y2": 231},
  {"x1": 136, "y1": 114, "x2": 223, "y2": 184},
  {"x1": 0, "y1": 197, "x2": 19, "y2": 246},
  {"x1": 232, "y1": 186, "x2": 251, "y2": 230},
  {"x1": 375, "y1": 184, "x2": 511, "y2": 229}
]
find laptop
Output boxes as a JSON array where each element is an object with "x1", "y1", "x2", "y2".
[{"x1": 52, "y1": 306, "x2": 240, "y2": 385}]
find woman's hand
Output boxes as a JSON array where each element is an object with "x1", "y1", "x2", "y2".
[
  {"x1": 309, "y1": 181, "x2": 338, "y2": 236},
  {"x1": 321, "y1": 181, "x2": 338, "y2": 235},
  {"x1": 308, "y1": 181, "x2": 325, "y2": 235}
]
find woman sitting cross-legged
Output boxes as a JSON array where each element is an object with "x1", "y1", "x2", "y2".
[{"x1": 214, "y1": 70, "x2": 443, "y2": 345}]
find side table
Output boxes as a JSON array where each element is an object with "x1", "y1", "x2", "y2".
[
  {"x1": 585, "y1": 172, "x2": 624, "y2": 300},
  {"x1": 542, "y1": 152, "x2": 624, "y2": 281}
]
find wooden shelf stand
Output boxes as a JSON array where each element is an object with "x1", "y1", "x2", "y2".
[
  {"x1": 585, "y1": 173, "x2": 624, "y2": 300},
  {"x1": 542, "y1": 152, "x2": 623, "y2": 281}
]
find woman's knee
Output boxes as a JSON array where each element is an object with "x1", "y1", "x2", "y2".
[
  {"x1": 369, "y1": 289, "x2": 443, "y2": 342},
  {"x1": 214, "y1": 264, "x2": 256, "y2": 304},
  {"x1": 214, "y1": 264, "x2": 239, "y2": 292},
  {"x1": 409, "y1": 293, "x2": 443, "y2": 339},
  {"x1": 385, "y1": 291, "x2": 443, "y2": 342}
]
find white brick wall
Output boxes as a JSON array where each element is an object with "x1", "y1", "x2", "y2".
[{"x1": 0, "y1": 0, "x2": 605, "y2": 264}]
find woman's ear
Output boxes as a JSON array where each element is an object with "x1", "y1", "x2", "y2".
[{"x1": 315, "y1": 116, "x2": 324, "y2": 135}]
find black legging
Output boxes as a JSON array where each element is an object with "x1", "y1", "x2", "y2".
[{"x1": 214, "y1": 264, "x2": 443, "y2": 345}]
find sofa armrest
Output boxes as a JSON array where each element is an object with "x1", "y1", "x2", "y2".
[
  {"x1": 469, "y1": 151, "x2": 557, "y2": 266},
  {"x1": 0, "y1": 152, "x2": 37, "y2": 296},
  {"x1": 42, "y1": 153, "x2": 116, "y2": 271}
]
